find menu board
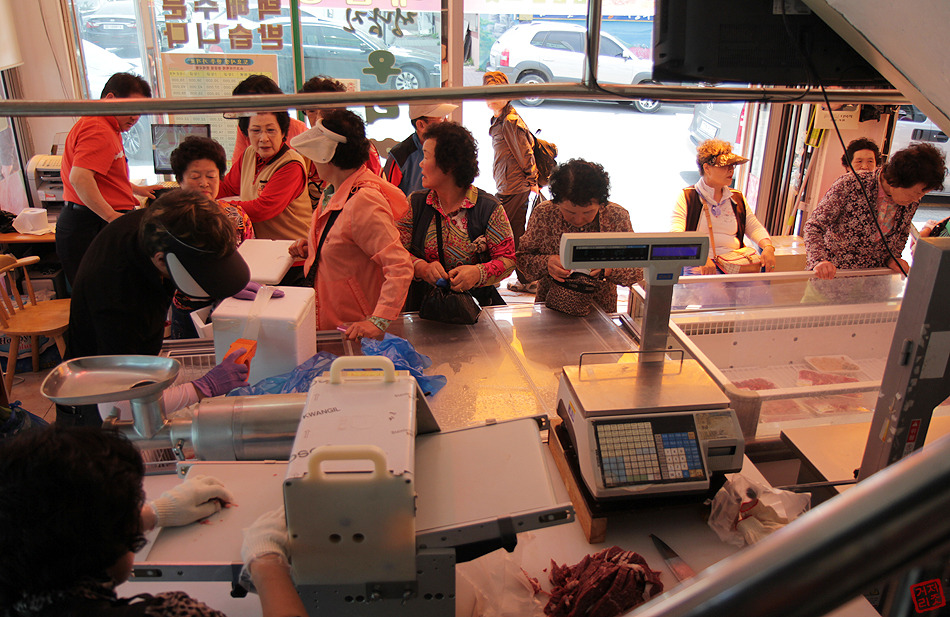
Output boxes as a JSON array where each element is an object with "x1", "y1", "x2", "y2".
[{"x1": 159, "y1": 53, "x2": 280, "y2": 164}]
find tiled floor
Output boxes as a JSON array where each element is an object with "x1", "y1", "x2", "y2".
[{"x1": 7, "y1": 367, "x2": 56, "y2": 423}]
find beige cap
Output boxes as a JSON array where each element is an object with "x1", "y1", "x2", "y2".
[
  {"x1": 697, "y1": 139, "x2": 749, "y2": 167},
  {"x1": 408, "y1": 102, "x2": 458, "y2": 121}
]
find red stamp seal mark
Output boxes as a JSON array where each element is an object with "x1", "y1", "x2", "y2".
[{"x1": 911, "y1": 578, "x2": 946, "y2": 613}]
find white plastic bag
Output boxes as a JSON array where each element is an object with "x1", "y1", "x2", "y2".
[
  {"x1": 456, "y1": 533, "x2": 545, "y2": 617},
  {"x1": 708, "y1": 473, "x2": 811, "y2": 546}
]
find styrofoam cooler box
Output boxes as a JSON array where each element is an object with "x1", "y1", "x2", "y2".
[{"x1": 212, "y1": 286, "x2": 316, "y2": 385}]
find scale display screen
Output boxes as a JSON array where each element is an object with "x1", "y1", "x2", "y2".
[
  {"x1": 650, "y1": 243, "x2": 704, "y2": 260},
  {"x1": 572, "y1": 244, "x2": 649, "y2": 263},
  {"x1": 594, "y1": 415, "x2": 706, "y2": 488}
]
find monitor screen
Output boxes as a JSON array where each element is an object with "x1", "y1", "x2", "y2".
[{"x1": 151, "y1": 124, "x2": 212, "y2": 176}]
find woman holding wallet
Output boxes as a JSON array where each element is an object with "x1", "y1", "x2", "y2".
[
  {"x1": 397, "y1": 121, "x2": 515, "y2": 310},
  {"x1": 672, "y1": 139, "x2": 775, "y2": 275}
]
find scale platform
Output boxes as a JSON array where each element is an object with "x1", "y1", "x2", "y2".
[{"x1": 559, "y1": 356, "x2": 730, "y2": 418}]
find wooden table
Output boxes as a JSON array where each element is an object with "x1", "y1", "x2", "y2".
[
  {"x1": 0, "y1": 231, "x2": 55, "y2": 244},
  {"x1": 781, "y1": 415, "x2": 950, "y2": 493}
]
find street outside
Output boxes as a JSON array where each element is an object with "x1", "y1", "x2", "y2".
[{"x1": 360, "y1": 95, "x2": 701, "y2": 234}]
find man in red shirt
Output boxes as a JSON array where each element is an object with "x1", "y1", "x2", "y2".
[{"x1": 56, "y1": 72, "x2": 162, "y2": 285}]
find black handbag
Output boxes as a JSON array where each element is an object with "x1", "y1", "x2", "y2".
[
  {"x1": 415, "y1": 216, "x2": 481, "y2": 325},
  {"x1": 419, "y1": 285, "x2": 481, "y2": 324}
]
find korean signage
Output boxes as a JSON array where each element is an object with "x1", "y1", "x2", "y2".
[
  {"x1": 162, "y1": 0, "x2": 290, "y2": 52},
  {"x1": 160, "y1": 0, "x2": 433, "y2": 52}
]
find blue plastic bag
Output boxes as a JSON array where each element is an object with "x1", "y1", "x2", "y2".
[
  {"x1": 360, "y1": 333, "x2": 447, "y2": 396},
  {"x1": 227, "y1": 352, "x2": 338, "y2": 396}
]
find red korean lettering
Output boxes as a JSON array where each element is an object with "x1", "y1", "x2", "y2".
[{"x1": 228, "y1": 24, "x2": 253, "y2": 50}]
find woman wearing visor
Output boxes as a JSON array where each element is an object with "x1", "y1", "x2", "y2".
[
  {"x1": 57, "y1": 190, "x2": 253, "y2": 427},
  {"x1": 289, "y1": 110, "x2": 413, "y2": 341},
  {"x1": 671, "y1": 139, "x2": 775, "y2": 275}
]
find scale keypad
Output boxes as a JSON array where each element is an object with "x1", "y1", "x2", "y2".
[{"x1": 596, "y1": 416, "x2": 706, "y2": 488}]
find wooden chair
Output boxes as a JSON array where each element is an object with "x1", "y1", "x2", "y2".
[{"x1": 0, "y1": 255, "x2": 69, "y2": 395}]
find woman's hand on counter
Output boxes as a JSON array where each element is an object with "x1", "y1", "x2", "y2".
[
  {"x1": 416, "y1": 260, "x2": 449, "y2": 285},
  {"x1": 448, "y1": 265, "x2": 480, "y2": 292},
  {"x1": 813, "y1": 260, "x2": 837, "y2": 280},
  {"x1": 699, "y1": 258, "x2": 718, "y2": 275},
  {"x1": 760, "y1": 245, "x2": 776, "y2": 272},
  {"x1": 547, "y1": 255, "x2": 570, "y2": 282},
  {"x1": 886, "y1": 256, "x2": 909, "y2": 276},
  {"x1": 289, "y1": 239, "x2": 308, "y2": 260},
  {"x1": 343, "y1": 320, "x2": 383, "y2": 341}
]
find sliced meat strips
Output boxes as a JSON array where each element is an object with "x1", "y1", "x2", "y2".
[{"x1": 544, "y1": 546, "x2": 664, "y2": 617}]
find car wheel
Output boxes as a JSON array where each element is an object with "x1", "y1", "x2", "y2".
[
  {"x1": 392, "y1": 66, "x2": 424, "y2": 90},
  {"x1": 633, "y1": 81, "x2": 661, "y2": 114},
  {"x1": 516, "y1": 72, "x2": 547, "y2": 106},
  {"x1": 123, "y1": 122, "x2": 149, "y2": 164}
]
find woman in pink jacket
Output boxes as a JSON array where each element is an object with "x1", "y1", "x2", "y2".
[{"x1": 289, "y1": 110, "x2": 413, "y2": 340}]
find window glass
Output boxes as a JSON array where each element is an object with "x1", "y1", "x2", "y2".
[
  {"x1": 70, "y1": 0, "x2": 442, "y2": 177},
  {"x1": 0, "y1": 80, "x2": 28, "y2": 215},
  {"x1": 470, "y1": 1, "x2": 722, "y2": 233}
]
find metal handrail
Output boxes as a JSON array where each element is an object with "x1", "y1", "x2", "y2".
[
  {"x1": 0, "y1": 83, "x2": 909, "y2": 118},
  {"x1": 626, "y1": 432, "x2": 950, "y2": 617}
]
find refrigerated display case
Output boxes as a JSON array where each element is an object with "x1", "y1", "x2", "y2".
[{"x1": 630, "y1": 270, "x2": 912, "y2": 439}]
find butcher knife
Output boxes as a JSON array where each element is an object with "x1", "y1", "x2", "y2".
[{"x1": 650, "y1": 534, "x2": 696, "y2": 582}]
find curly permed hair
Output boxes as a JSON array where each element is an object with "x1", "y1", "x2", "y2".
[
  {"x1": 170, "y1": 135, "x2": 227, "y2": 182},
  {"x1": 422, "y1": 121, "x2": 479, "y2": 188},
  {"x1": 0, "y1": 427, "x2": 146, "y2": 604},
  {"x1": 841, "y1": 138, "x2": 882, "y2": 168},
  {"x1": 549, "y1": 159, "x2": 610, "y2": 207},
  {"x1": 140, "y1": 189, "x2": 236, "y2": 258},
  {"x1": 881, "y1": 142, "x2": 947, "y2": 191}
]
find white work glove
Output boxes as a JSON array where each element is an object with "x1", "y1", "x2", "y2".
[
  {"x1": 242, "y1": 507, "x2": 289, "y2": 565},
  {"x1": 150, "y1": 475, "x2": 234, "y2": 528},
  {"x1": 240, "y1": 507, "x2": 290, "y2": 592}
]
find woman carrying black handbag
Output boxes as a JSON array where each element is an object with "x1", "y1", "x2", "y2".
[{"x1": 397, "y1": 121, "x2": 515, "y2": 313}]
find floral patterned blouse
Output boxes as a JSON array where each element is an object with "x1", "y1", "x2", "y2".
[
  {"x1": 4, "y1": 579, "x2": 226, "y2": 617},
  {"x1": 517, "y1": 201, "x2": 643, "y2": 313},
  {"x1": 396, "y1": 186, "x2": 516, "y2": 287},
  {"x1": 804, "y1": 170, "x2": 920, "y2": 270}
]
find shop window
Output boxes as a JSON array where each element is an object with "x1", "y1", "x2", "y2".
[{"x1": 70, "y1": 0, "x2": 442, "y2": 176}]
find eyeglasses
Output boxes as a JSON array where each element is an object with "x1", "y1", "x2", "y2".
[{"x1": 248, "y1": 128, "x2": 281, "y2": 138}]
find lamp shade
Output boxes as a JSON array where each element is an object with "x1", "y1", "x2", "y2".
[{"x1": 0, "y1": 0, "x2": 23, "y2": 71}]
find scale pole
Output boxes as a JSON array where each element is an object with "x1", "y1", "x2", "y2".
[{"x1": 639, "y1": 283, "x2": 673, "y2": 362}]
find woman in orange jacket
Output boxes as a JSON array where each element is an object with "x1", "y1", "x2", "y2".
[{"x1": 289, "y1": 110, "x2": 413, "y2": 340}]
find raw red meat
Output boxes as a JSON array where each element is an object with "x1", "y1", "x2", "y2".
[
  {"x1": 733, "y1": 377, "x2": 777, "y2": 391},
  {"x1": 798, "y1": 369, "x2": 858, "y2": 386},
  {"x1": 544, "y1": 546, "x2": 664, "y2": 617}
]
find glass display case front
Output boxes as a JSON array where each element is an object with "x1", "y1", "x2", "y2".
[{"x1": 631, "y1": 271, "x2": 909, "y2": 439}]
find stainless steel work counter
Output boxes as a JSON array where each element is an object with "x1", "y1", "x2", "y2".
[{"x1": 379, "y1": 305, "x2": 637, "y2": 430}]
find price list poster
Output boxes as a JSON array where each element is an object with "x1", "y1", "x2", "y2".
[{"x1": 159, "y1": 54, "x2": 280, "y2": 164}]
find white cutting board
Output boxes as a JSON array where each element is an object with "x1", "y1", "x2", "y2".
[
  {"x1": 142, "y1": 462, "x2": 286, "y2": 564},
  {"x1": 237, "y1": 239, "x2": 295, "y2": 285}
]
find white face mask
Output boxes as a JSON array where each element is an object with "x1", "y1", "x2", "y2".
[
  {"x1": 289, "y1": 121, "x2": 347, "y2": 163},
  {"x1": 165, "y1": 252, "x2": 211, "y2": 299}
]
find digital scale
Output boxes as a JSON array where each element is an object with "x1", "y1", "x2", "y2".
[{"x1": 554, "y1": 233, "x2": 744, "y2": 503}]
